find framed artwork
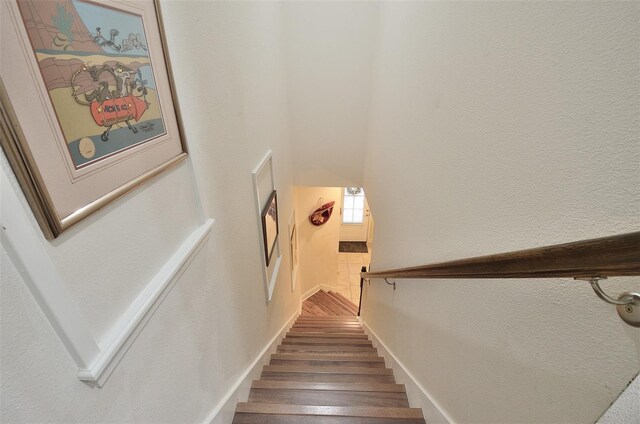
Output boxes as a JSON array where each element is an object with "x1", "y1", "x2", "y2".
[
  {"x1": 252, "y1": 150, "x2": 282, "y2": 301},
  {"x1": 0, "y1": 0, "x2": 187, "y2": 239},
  {"x1": 261, "y1": 190, "x2": 279, "y2": 267},
  {"x1": 288, "y1": 210, "x2": 298, "y2": 292}
]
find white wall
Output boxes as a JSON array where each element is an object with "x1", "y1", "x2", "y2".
[
  {"x1": 285, "y1": 1, "x2": 378, "y2": 188},
  {"x1": 2, "y1": 1, "x2": 638, "y2": 423},
  {"x1": 1, "y1": 1, "x2": 300, "y2": 423},
  {"x1": 295, "y1": 186, "x2": 342, "y2": 295},
  {"x1": 361, "y1": 2, "x2": 640, "y2": 423}
]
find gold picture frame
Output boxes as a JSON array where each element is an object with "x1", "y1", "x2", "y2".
[{"x1": 0, "y1": 0, "x2": 187, "y2": 239}]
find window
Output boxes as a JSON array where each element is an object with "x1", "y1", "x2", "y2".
[{"x1": 342, "y1": 187, "x2": 365, "y2": 224}]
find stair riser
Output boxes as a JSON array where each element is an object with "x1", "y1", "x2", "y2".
[
  {"x1": 263, "y1": 365, "x2": 392, "y2": 375},
  {"x1": 296, "y1": 317, "x2": 359, "y2": 321},
  {"x1": 233, "y1": 414, "x2": 426, "y2": 423},
  {"x1": 297, "y1": 317, "x2": 358, "y2": 320},
  {"x1": 261, "y1": 373, "x2": 396, "y2": 383},
  {"x1": 270, "y1": 353, "x2": 385, "y2": 362},
  {"x1": 277, "y1": 346, "x2": 377, "y2": 354},
  {"x1": 248, "y1": 389, "x2": 410, "y2": 408},
  {"x1": 269, "y1": 359, "x2": 386, "y2": 368},
  {"x1": 290, "y1": 328, "x2": 365, "y2": 334},
  {"x1": 277, "y1": 348, "x2": 378, "y2": 356},
  {"x1": 289, "y1": 330, "x2": 365, "y2": 334},
  {"x1": 294, "y1": 322, "x2": 362, "y2": 326},
  {"x1": 282, "y1": 339, "x2": 372, "y2": 346},
  {"x1": 286, "y1": 333, "x2": 369, "y2": 339},
  {"x1": 292, "y1": 327, "x2": 363, "y2": 332}
]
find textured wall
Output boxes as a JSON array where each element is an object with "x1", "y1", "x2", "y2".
[
  {"x1": 597, "y1": 373, "x2": 640, "y2": 424},
  {"x1": 285, "y1": 1, "x2": 378, "y2": 188},
  {"x1": 1, "y1": 1, "x2": 299, "y2": 423},
  {"x1": 361, "y1": 2, "x2": 640, "y2": 423}
]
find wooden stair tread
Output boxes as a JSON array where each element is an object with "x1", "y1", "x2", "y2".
[
  {"x1": 296, "y1": 316, "x2": 359, "y2": 320},
  {"x1": 293, "y1": 321, "x2": 362, "y2": 329},
  {"x1": 270, "y1": 359, "x2": 385, "y2": 368},
  {"x1": 263, "y1": 365, "x2": 393, "y2": 375},
  {"x1": 287, "y1": 332, "x2": 369, "y2": 339},
  {"x1": 314, "y1": 289, "x2": 352, "y2": 306},
  {"x1": 331, "y1": 290, "x2": 358, "y2": 305},
  {"x1": 233, "y1": 308, "x2": 426, "y2": 424},
  {"x1": 249, "y1": 390, "x2": 410, "y2": 408},
  {"x1": 235, "y1": 403, "x2": 424, "y2": 419},
  {"x1": 307, "y1": 292, "x2": 354, "y2": 317},
  {"x1": 251, "y1": 381, "x2": 405, "y2": 392},
  {"x1": 328, "y1": 291, "x2": 359, "y2": 314},
  {"x1": 327, "y1": 290, "x2": 358, "y2": 309},
  {"x1": 282, "y1": 337, "x2": 372, "y2": 346},
  {"x1": 278, "y1": 344, "x2": 377, "y2": 352},
  {"x1": 271, "y1": 353, "x2": 384, "y2": 362},
  {"x1": 304, "y1": 291, "x2": 355, "y2": 317},
  {"x1": 291, "y1": 328, "x2": 364, "y2": 333}
]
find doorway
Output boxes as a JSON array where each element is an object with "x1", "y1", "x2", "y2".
[
  {"x1": 294, "y1": 185, "x2": 373, "y2": 308},
  {"x1": 339, "y1": 187, "x2": 371, "y2": 244},
  {"x1": 337, "y1": 187, "x2": 373, "y2": 307}
]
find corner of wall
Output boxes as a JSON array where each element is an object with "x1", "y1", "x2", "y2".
[
  {"x1": 362, "y1": 320, "x2": 454, "y2": 424},
  {"x1": 201, "y1": 308, "x2": 300, "y2": 424}
]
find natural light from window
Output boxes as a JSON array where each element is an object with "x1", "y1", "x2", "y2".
[{"x1": 342, "y1": 187, "x2": 365, "y2": 224}]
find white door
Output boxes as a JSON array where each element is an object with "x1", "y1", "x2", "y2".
[{"x1": 339, "y1": 187, "x2": 371, "y2": 242}]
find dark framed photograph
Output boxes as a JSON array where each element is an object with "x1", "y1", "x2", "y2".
[{"x1": 261, "y1": 190, "x2": 279, "y2": 266}]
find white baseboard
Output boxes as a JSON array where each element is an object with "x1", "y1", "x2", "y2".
[
  {"x1": 301, "y1": 284, "x2": 333, "y2": 301},
  {"x1": 202, "y1": 309, "x2": 300, "y2": 424},
  {"x1": 362, "y1": 321, "x2": 455, "y2": 424}
]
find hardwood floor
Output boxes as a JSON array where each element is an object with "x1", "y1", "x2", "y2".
[
  {"x1": 232, "y1": 290, "x2": 426, "y2": 423},
  {"x1": 301, "y1": 290, "x2": 359, "y2": 316}
]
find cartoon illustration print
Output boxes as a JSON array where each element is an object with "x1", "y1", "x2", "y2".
[
  {"x1": 93, "y1": 27, "x2": 148, "y2": 53},
  {"x1": 16, "y1": 0, "x2": 166, "y2": 169},
  {"x1": 72, "y1": 63, "x2": 150, "y2": 141}
]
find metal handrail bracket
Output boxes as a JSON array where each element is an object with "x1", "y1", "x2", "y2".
[{"x1": 575, "y1": 277, "x2": 640, "y2": 327}]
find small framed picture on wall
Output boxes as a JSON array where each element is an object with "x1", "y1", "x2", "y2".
[{"x1": 261, "y1": 190, "x2": 279, "y2": 266}]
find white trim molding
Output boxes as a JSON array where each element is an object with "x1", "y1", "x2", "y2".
[
  {"x1": 202, "y1": 309, "x2": 300, "y2": 424},
  {"x1": 1, "y1": 167, "x2": 100, "y2": 368},
  {"x1": 1, "y1": 166, "x2": 215, "y2": 387},
  {"x1": 79, "y1": 218, "x2": 214, "y2": 386},
  {"x1": 362, "y1": 321, "x2": 454, "y2": 424},
  {"x1": 252, "y1": 150, "x2": 282, "y2": 302}
]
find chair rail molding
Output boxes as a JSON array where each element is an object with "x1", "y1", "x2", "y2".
[
  {"x1": 1, "y1": 166, "x2": 100, "y2": 368},
  {"x1": 1, "y1": 165, "x2": 214, "y2": 387}
]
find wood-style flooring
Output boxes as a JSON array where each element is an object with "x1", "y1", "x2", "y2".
[{"x1": 232, "y1": 290, "x2": 426, "y2": 423}]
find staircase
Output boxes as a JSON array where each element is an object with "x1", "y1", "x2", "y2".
[{"x1": 232, "y1": 290, "x2": 426, "y2": 423}]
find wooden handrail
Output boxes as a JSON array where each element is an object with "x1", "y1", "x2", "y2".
[{"x1": 362, "y1": 231, "x2": 640, "y2": 280}]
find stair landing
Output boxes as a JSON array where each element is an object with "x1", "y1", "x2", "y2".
[
  {"x1": 301, "y1": 289, "x2": 358, "y2": 316},
  {"x1": 232, "y1": 290, "x2": 426, "y2": 423}
]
